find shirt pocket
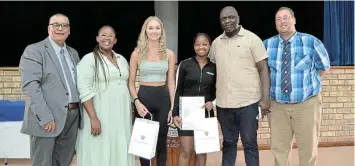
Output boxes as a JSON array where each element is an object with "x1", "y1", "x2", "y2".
[
  {"x1": 294, "y1": 53, "x2": 312, "y2": 71},
  {"x1": 233, "y1": 44, "x2": 251, "y2": 59},
  {"x1": 231, "y1": 43, "x2": 254, "y2": 69}
]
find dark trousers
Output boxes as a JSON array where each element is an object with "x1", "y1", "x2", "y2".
[
  {"x1": 134, "y1": 85, "x2": 171, "y2": 166},
  {"x1": 217, "y1": 102, "x2": 260, "y2": 166}
]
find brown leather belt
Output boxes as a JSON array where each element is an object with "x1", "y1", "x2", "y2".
[{"x1": 68, "y1": 102, "x2": 79, "y2": 110}]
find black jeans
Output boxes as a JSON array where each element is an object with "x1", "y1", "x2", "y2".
[
  {"x1": 217, "y1": 102, "x2": 260, "y2": 166},
  {"x1": 134, "y1": 85, "x2": 171, "y2": 166}
]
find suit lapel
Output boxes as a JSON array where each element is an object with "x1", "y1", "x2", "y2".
[{"x1": 44, "y1": 37, "x2": 67, "y2": 89}]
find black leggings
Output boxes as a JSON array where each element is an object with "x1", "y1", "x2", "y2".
[{"x1": 134, "y1": 85, "x2": 171, "y2": 166}]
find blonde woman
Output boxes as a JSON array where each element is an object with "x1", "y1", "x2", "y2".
[{"x1": 128, "y1": 16, "x2": 176, "y2": 166}]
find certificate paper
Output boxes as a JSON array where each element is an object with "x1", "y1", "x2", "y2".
[{"x1": 180, "y1": 96, "x2": 205, "y2": 130}]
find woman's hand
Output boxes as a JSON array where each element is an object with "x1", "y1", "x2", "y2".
[
  {"x1": 90, "y1": 117, "x2": 101, "y2": 136},
  {"x1": 135, "y1": 100, "x2": 149, "y2": 117},
  {"x1": 173, "y1": 116, "x2": 182, "y2": 129},
  {"x1": 202, "y1": 101, "x2": 213, "y2": 111}
]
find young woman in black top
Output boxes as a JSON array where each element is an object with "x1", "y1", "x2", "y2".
[{"x1": 172, "y1": 33, "x2": 216, "y2": 166}]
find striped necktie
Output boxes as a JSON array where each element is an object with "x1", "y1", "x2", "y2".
[
  {"x1": 59, "y1": 49, "x2": 79, "y2": 102},
  {"x1": 281, "y1": 41, "x2": 292, "y2": 95}
]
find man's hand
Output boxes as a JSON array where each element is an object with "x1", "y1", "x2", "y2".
[
  {"x1": 259, "y1": 98, "x2": 271, "y2": 118},
  {"x1": 255, "y1": 59, "x2": 271, "y2": 118},
  {"x1": 43, "y1": 120, "x2": 56, "y2": 132}
]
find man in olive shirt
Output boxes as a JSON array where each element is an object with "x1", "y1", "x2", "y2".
[{"x1": 208, "y1": 6, "x2": 270, "y2": 166}]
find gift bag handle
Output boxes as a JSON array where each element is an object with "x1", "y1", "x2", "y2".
[
  {"x1": 143, "y1": 112, "x2": 153, "y2": 121},
  {"x1": 207, "y1": 110, "x2": 212, "y2": 118}
]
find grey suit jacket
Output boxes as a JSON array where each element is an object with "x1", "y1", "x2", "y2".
[{"x1": 19, "y1": 37, "x2": 83, "y2": 137}]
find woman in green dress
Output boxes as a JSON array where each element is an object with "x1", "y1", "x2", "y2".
[{"x1": 76, "y1": 25, "x2": 135, "y2": 166}]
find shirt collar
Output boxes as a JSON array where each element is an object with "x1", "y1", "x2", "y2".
[
  {"x1": 48, "y1": 36, "x2": 67, "y2": 55},
  {"x1": 278, "y1": 31, "x2": 297, "y2": 44},
  {"x1": 221, "y1": 25, "x2": 245, "y2": 39}
]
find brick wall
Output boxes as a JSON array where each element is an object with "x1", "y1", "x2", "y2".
[
  {"x1": 0, "y1": 68, "x2": 24, "y2": 101},
  {"x1": 1, "y1": 66, "x2": 354, "y2": 147},
  {"x1": 318, "y1": 67, "x2": 354, "y2": 144}
]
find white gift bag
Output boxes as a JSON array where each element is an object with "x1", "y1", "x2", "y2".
[
  {"x1": 194, "y1": 112, "x2": 220, "y2": 154},
  {"x1": 128, "y1": 113, "x2": 159, "y2": 160}
]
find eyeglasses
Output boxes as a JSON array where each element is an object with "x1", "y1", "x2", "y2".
[
  {"x1": 276, "y1": 16, "x2": 292, "y2": 23},
  {"x1": 49, "y1": 23, "x2": 70, "y2": 29}
]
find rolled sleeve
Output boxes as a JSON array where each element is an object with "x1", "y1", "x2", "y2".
[
  {"x1": 208, "y1": 41, "x2": 217, "y2": 63},
  {"x1": 313, "y1": 38, "x2": 330, "y2": 71},
  {"x1": 76, "y1": 53, "x2": 97, "y2": 103}
]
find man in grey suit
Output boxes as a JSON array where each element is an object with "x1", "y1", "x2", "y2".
[{"x1": 19, "y1": 13, "x2": 81, "y2": 166}]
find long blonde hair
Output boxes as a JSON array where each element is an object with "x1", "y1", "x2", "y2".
[{"x1": 135, "y1": 16, "x2": 168, "y2": 64}]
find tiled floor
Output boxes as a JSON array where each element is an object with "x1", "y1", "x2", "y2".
[{"x1": 1, "y1": 146, "x2": 353, "y2": 166}]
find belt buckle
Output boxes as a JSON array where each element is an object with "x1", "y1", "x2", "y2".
[
  {"x1": 68, "y1": 102, "x2": 78, "y2": 110},
  {"x1": 67, "y1": 103, "x2": 73, "y2": 110}
]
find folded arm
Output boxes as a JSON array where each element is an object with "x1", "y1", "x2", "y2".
[{"x1": 76, "y1": 54, "x2": 98, "y2": 119}]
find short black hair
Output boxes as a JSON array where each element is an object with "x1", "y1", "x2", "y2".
[{"x1": 193, "y1": 33, "x2": 211, "y2": 44}]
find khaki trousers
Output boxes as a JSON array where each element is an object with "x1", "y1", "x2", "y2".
[{"x1": 267, "y1": 95, "x2": 322, "y2": 166}]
